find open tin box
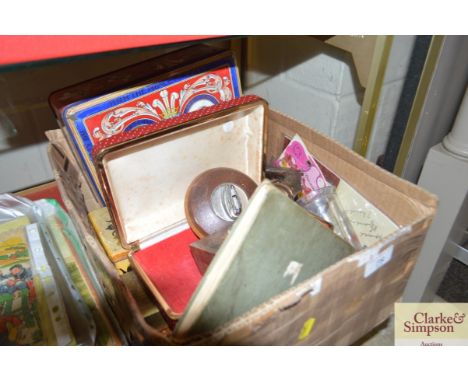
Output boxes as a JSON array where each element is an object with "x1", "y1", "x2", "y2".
[{"x1": 93, "y1": 95, "x2": 267, "y2": 322}]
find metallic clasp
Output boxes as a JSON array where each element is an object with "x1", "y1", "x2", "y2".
[{"x1": 211, "y1": 183, "x2": 248, "y2": 222}]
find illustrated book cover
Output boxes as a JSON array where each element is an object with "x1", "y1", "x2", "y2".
[{"x1": 0, "y1": 225, "x2": 50, "y2": 345}]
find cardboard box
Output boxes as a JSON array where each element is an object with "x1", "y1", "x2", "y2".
[{"x1": 45, "y1": 108, "x2": 437, "y2": 345}]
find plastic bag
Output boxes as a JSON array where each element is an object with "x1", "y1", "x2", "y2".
[{"x1": 0, "y1": 193, "x2": 96, "y2": 345}]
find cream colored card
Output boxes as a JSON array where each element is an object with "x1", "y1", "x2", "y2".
[
  {"x1": 337, "y1": 180, "x2": 398, "y2": 247},
  {"x1": 395, "y1": 303, "x2": 468, "y2": 346}
]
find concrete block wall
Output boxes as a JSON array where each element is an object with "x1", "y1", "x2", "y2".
[
  {"x1": 244, "y1": 36, "x2": 362, "y2": 148},
  {"x1": 244, "y1": 36, "x2": 415, "y2": 161}
]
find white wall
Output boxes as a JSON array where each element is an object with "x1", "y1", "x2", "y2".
[{"x1": 244, "y1": 36, "x2": 415, "y2": 161}]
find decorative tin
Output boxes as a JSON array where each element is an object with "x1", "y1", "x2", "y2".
[{"x1": 55, "y1": 46, "x2": 242, "y2": 205}]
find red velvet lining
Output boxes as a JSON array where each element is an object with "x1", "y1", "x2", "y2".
[{"x1": 133, "y1": 229, "x2": 202, "y2": 316}]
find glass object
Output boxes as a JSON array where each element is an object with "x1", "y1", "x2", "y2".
[{"x1": 298, "y1": 186, "x2": 362, "y2": 250}]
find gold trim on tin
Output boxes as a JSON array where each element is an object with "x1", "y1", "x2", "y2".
[
  {"x1": 393, "y1": 36, "x2": 444, "y2": 177},
  {"x1": 353, "y1": 35, "x2": 394, "y2": 156}
]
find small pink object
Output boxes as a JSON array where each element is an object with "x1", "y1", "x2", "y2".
[{"x1": 276, "y1": 135, "x2": 327, "y2": 194}]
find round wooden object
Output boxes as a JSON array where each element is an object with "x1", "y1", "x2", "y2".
[{"x1": 185, "y1": 168, "x2": 257, "y2": 238}]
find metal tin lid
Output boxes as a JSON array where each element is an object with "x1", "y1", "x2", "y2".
[{"x1": 94, "y1": 95, "x2": 268, "y2": 249}]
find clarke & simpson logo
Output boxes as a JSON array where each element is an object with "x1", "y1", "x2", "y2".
[
  {"x1": 404, "y1": 312, "x2": 466, "y2": 336},
  {"x1": 395, "y1": 303, "x2": 468, "y2": 346}
]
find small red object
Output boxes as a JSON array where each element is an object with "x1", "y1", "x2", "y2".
[{"x1": 132, "y1": 228, "x2": 201, "y2": 318}]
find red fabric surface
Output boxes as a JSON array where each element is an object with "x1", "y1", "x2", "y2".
[
  {"x1": 133, "y1": 228, "x2": 202, "y2": 315},
  {"x1": 0, "y1": 36, "x2": 218, "y2": 66}
]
